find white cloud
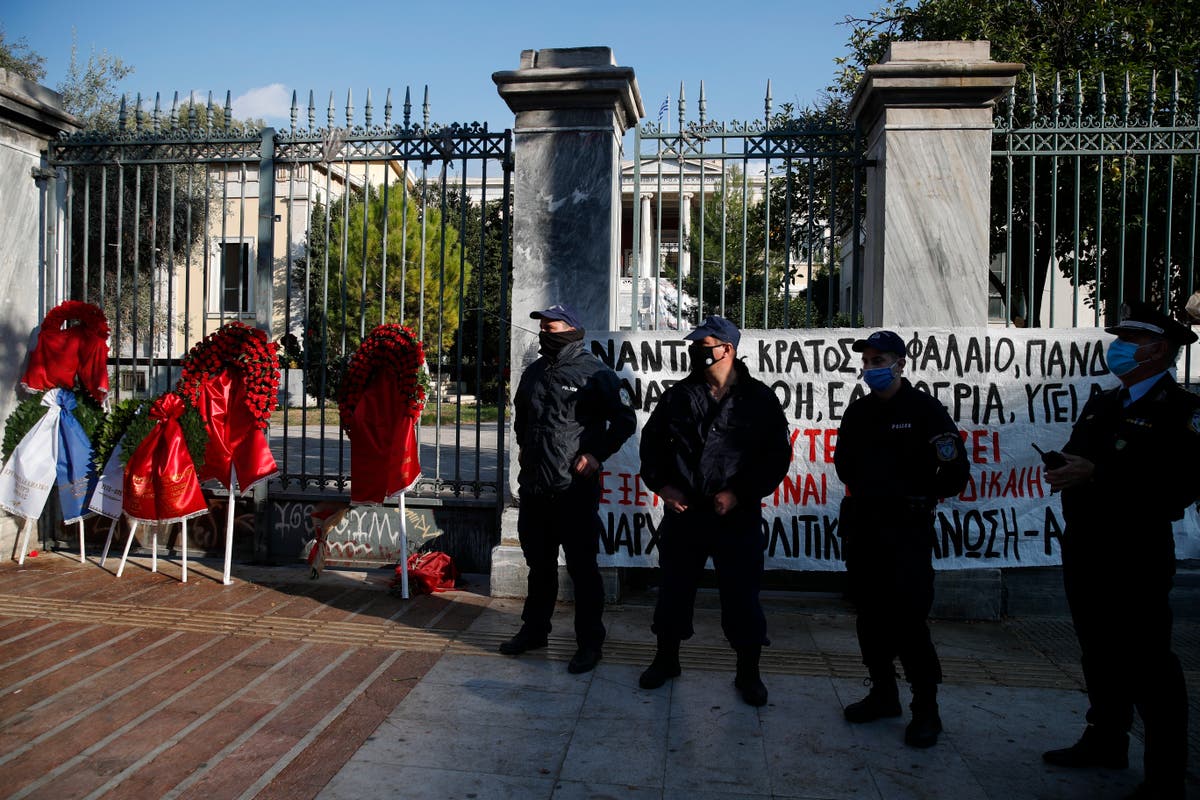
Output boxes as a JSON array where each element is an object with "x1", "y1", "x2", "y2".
[{"x1": 231, "y1": 83, "x2": 291, "y2": 122}]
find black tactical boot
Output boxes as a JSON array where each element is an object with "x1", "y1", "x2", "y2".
[
  {"x1": 843, "y1": 669, "x2": 901, "y2": 723},
  {"x1": 639, "y1": 637, "x2": 682, "y2": 689},
  {"x1": 498, "y1": 627, "x2": 549, "y2": 655},
  {"x1": 1042, "y1": 726, "x2": 1129, "y2": 769},
  {"x1": 734, "y1": 645, "x2": 768, "y2": 707},
  {"x1": 904, "y1": 687, "x2": 943, "y2": 748}
]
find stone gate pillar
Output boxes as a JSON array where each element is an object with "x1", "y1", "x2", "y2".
[
  {"x1": 0, "y1": 70, "x2": 78, "y2": 558},
  {"x1": 849, "y1": 41, "x2": 1021, "y2": 327},
  {"x1": 490, "y1": 47, "x2": 644, "y2": 597}
]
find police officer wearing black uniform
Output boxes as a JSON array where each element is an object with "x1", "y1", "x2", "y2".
[
  {"x1": 834, "y1": 330, "x2": 970, "y2": 748},
  {"x1": 1041, "y1": 300, "x2": 1198, "y2": 800},
  {"x1": 501, "y1": 303, "x2": 637, "y2": 674},
  {"x1": 637, "y1": 315, "x2": 790, "y2": 706}
]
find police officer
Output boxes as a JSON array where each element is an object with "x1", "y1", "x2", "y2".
[
  {"x1": 637, "y1": 315, "x2": 790, "y2": 706},
  {"x1": 1042, "y1": 301, "x2": 1198, "y2": 800},
  {"x1": 502, "y1": 303, "x2": 637, "y2": 674},
  {"x1": 834, "y1": 330, "x2": 969, "y2": 748}
]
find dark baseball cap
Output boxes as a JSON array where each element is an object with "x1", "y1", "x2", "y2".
[
  {"x1": 852, "y1": 330, "x2": 907, "y2": 357},
  {"x1": 530, "y1": 303, "x2": 583, "y2": 330},
  {"x1": 684, "y1": 315, "x2": 741, "y2": 348},
  {"x1": 1104, "y1": 299, "x2": 1197, "y2": 347}
]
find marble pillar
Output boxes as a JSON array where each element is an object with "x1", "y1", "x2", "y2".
[
  {"x1": 490, "y1": 47, "x2": 643, "y2": 599},
  {"x1": 679, "y1": 192, "x2": 693, "y2": 277},
  {"x1": 849, "y1": 41, "x2": 1022, "y2": 327},
  {"x1": 0, "y1": 70, "x2": 78, "y2": 557},
  {"x1": 639, "y1": 193, "x2": 653, "y2": 276}
]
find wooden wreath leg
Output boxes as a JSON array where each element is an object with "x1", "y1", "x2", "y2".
[
  {"x1": 117, "y1": 520, "x2": 138, "y2": 578},
  {"x1": 79, "y1": 519, "x2": 86, "y2": 564},
  {"x1": 181, "y1": 518, "x2": 188, "y2": 584},
  {"x1": 16, "y1": 518, "x2": 34, "y2": 565},
  {"x1": 100, "y1": 517, "x2": 118, "y2": 566},
  {"x1": 398, "y1": 495, "x2": 409, "y2": 600}
]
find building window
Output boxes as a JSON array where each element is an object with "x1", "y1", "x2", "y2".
[
  {"x1": 119, "y1": 370, "x2": 147, "y2": 393},
  {"x1": 210, "y1": 239, "x2": 254, "y2": 315}
]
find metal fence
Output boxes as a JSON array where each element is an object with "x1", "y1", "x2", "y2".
[
  {"x1": 45, "y1": 88, "x2": 513, "y2": 506},
  {"x1": 991, "y1": 70, "x2": 1200, "y2": 332},
  {"x1": 628, "y1": 83, "x2": 866, "y2": 332}
]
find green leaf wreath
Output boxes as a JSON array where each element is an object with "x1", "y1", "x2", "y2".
[
  {"x1": 2, "y1": 390, "x2": 105, "y2": 463},
  {"x1": 89, "y1": 398, "x2": 145, "y2": 475},
  {"x1": 117, "y1": 393, "x2": 209, "y2": 470}
]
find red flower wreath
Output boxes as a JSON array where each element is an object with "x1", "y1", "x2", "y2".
[
  {"x1": 338, "y1": 324, "x2": 427, "y2": 425},
  {"x1": 21, "y1": 300, "x2": 111, "y2": 404},
  {"x1": 178, "y1": 321, "x2": 280, "y2": 431}
]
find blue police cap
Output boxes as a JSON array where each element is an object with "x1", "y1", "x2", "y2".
[
  {"x1": 530, "y1": 303, "x2": 583, "y2": 330},
  {"x1": 852, "y1": 330, "x2": 907, "y2": 357},
  {"x1": 684, "y1": 315, "x2": 741, "y2": 348}
]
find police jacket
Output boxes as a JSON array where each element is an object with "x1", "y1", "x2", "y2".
[
  {"x1": 834, "y1": 378, "x2": 970, "y2": 506},
  {"x1": 514, "y1": 338, "x2": 636, "y2": 495},
  {"x1": 639, "y1": 358, "x2": 790, "y2": 509},
  {"x1": 1061, "y1": 373, "x2": 1200, "y2": 529}
]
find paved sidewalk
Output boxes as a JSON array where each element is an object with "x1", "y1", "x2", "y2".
[{"x1": 0, "y1": 551, "x2": 1196, "y2": 799}]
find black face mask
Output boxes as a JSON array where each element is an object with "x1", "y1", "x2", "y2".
[
  {"x1": 539, "y1": 328, "x2": 584, "y2": 359},
  {"x1": 687, "y1": 341, "x2": 724, "y2": 372}
]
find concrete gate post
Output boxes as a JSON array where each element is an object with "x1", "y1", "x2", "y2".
[
  {"x1": 489, "y1": 48, "x2": 644, "y2": 599},
  {"x1": 849, "y1": 42, "x2": 1022, "y2": 619},
  {"x1": 849, "y1": 41, "x2": 1022, "y2": 327},
  {"x1": 0, "y1": 70, "x2": 78, "y2": 558}
]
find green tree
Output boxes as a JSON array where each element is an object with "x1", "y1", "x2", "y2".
[
  {"x1": 57, "y1": 33, "x2": 133, "y2": 130},
  {"x1": 831, "y1": 0, "x2": 1200, "y2": 325},
  {"x1": 0, "y1": 25, "x2": 47, "y2": 82},
  {"x1": 300, "y1": 180, "x2": 474, "y2": 397}
]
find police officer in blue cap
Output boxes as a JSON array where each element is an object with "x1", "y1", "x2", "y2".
[
  {"x1": 637, "y1": 315, "x2": 790, "y2": 706},
  {"x1": 834, "y1": 330, "x2": 970, "y2": 748},
  {"x1": 1042, "y1": 300, "x2": 1198, "y2": 800},
  {"x1": 502, "y1": 303, "x2": 637, "y2": 674}
]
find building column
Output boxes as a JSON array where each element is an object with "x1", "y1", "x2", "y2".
[
  {"x1": 638, "y1": 192, "x2": 653, "y2": 278},
  {"x1": 490, "y1": 47, "x2": 644, "y2": 600},
  {"x1": 679, "y1": 192, "x2": 694, "y2": 278},
  {"x1": 849, "y1": 41, "x2": 1021, "y2": 327}
]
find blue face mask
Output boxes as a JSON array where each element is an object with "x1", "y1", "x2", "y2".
[
  {"x1": 862, "y1": 364, "x2": 897, "y2": 392},
  {"x1": 1106, "y1": 339, "x2": 1143, "y2": 377}
]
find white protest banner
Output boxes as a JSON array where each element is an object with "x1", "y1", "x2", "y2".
[{"x1": 587, "y1": 327, "x2": 1200, "y2": 571}]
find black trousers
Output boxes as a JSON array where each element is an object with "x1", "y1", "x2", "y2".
[
  {"x1": 845, "y1": 518, "x2": 942, "y2": 690},
  {"x1": 651, "y1": 504, "x2": 766, "y2": 650},
  {"x1": 1061, "y1": 522, "x2": 1186, "y2": 789},
  {"x1": 516, "y1": 482, "x2": 606, "y2": 648}
]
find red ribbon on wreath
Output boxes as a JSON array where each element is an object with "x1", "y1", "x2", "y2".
[
  {"x1": 339, "y1": 324, "x2": 426, "y2": 504},
  {"x1": 21, "y1": 300, "x2": 110, "y2": 404},
  {"x1": 123, "y1": 393, "x2": 209, "y2": 523},
  {"x1": 178, "y1": 322, "x2": 280, "y2": 493}
]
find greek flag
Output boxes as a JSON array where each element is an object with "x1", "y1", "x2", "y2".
[{"x1": 657, "y1": 95, "x2": 669, "y2": 123}]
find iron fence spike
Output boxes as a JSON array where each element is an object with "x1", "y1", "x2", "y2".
[
  {"x1": 224, "y1": 90, "x2": 232, "y2": 131},
  {"x1": 385, "y1": 88, "x2": 393, "y2": 128},
  {"x1": 404, "y1": 86, "x2": 412, "y2": 128}
]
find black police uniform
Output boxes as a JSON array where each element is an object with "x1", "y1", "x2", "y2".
[
  {"x1": 1055, "y1": 372, "x2": 1198, "y2": 792},
  {"x1": 834, "y1": 377, "x2": 969, "y2": 701},
  {"x1": 639, "y1": 358, "x2": 790, "y2": 650},
  {"x1": 513, "y1": 337, "x2": 636, "y2": 649}
]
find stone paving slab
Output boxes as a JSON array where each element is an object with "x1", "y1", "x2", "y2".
[{"x1": 1, "y1": 552, "x2": 1197, "y2": 799}]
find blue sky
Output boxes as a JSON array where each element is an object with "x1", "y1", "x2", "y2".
[{"x1": 7, "y1": 0, "x2": 882, "y2": 129}]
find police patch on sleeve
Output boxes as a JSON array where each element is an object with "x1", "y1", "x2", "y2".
[
  {"x1": 1189, "y1": 409, "x2": 1200, "y2": 434},
  {"x1": 619, "y1": 387, "x2": 633, "y2": 408},
  {"x1": 933, "y1": 432, "x2": 960, "y2": 462}
]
